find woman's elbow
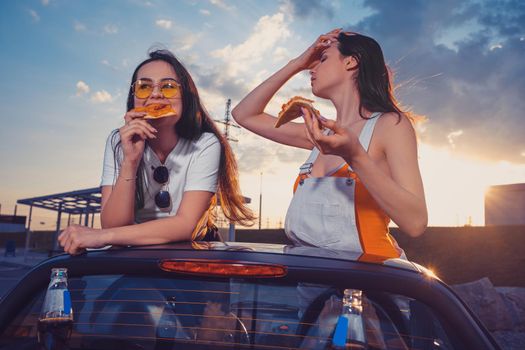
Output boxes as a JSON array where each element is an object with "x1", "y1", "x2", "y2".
[
  {"x1": 403, "y1": 215, "x2": 427, "y2": 238},
  {"x1": 100, "y1": 212, "x2": 133, "y2": 229},
  {"x1": 100, "y1": 219, "x2": 124, "y2": 230},
  {"x1": 231, "y1": 105, "x2": 246, "y2": 126},
  {"x1": 100, "y1": 213, "x2": 110, "y2": 229}
]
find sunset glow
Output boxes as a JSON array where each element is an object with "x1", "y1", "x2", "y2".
[
  {"x1": 418, "y1": 143, "x2": 525, "y2": 226},
  {"x1": 231, "y1": 140, "x2": 525, "y2": 229}
]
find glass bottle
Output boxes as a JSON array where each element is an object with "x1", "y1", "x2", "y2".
[
  {"x1": 156, "y1": 295, "x2": 191, "y2": 341},
  {"x1": 37, "y1": 268, "x2": 73, "y2": 350},
  {"x1": 331, "y1": 289, "x2": 367, "y2": 349}
]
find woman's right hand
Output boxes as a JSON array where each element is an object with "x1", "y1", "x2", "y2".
[
  {"x1": 119, "y1": 110, "x2": 157, "y2": 165},
  {"x1": 291, "y1": 28, "x2": 342, "y2": 71}
]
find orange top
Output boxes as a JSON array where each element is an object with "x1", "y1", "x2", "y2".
[{"x1": 293, "y1": 164, "x2": 401, "y2": 259}]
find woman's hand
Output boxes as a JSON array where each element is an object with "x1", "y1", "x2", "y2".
[
  {"x1": 290, "y1": 28, "x2": 341, "y2": 71},
  {"x1": 119, "y1": 110, "x2": 157, "y2": 165},
  {"x1": 58, "y1": 225, "x2": 110, "y2": 255},
  {"x1": 302, "y1": 107, "x2": 365, "y2": 163}
]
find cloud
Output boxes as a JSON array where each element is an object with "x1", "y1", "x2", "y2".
[
  {"x1": 200, "y1": 9, "x2": 211, "y2": 16},
  {"x1": 129, "y1": 0, "x2": 154, "y2": 6},
  {"x1": 211, "y1": 12, "x2": 290, "y2": 77},
  {"x1": 273, "y1": 46, "x2": 290, "y2": 63},
  {"x1": 104, "y1": 24, "x2": 118, "y2": 34},
  {"x1": 100, "y1": 59, "x2": 122, "y2": 71},
  {"x1": 90, "y1": 90, "x2": 113, "y2": 103},
  {"x1": 29, "y1": 9, "x2": 40, "y2": 22},
  {"x1": 41, "y1": 0, "x2": 50, "y2": 6},
  {"x1": 191, "y1": 64, "x2": 248, "y2": 101},
  {"x1": 76, "y1": 81, "x2": 90, "y2": 96},
  {"x1": 189, "y1": 12, "x2": 292, "y2": 108},
  {"x1": 447, "y1": 130, "x2": 463, "y2": 149},
  {"x1": 209, "y1": 0, "x2": 235, "y2": 11},
  {"x1": 172, "y1": 32, "x2": 201, "y2": 51},
  {"x1": 233, "y1": 135, "x2": 308, "y2": 175},
  {"x1": 155, "y1": 19, "x2": 172, "y2": 29},
  {"x1": 349, "y1": 0, "x2": 525, "y2": 163},
  {"x1": 74, "y1": 20, "x2": 86, "y2": 32},
  {"x1": 281, "y1": 0, "x2": 335, "y2": 20}
]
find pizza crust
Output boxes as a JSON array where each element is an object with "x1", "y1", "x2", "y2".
[{"x1": 274, "y1": 96, "x2": 320, "y2": 128}]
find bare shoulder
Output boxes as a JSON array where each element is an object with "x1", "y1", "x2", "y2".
[
  {"x1": 376, "y1": 112, "x2": 414, "y2": 129},
  {"x1": 371, "y1": 112, "x2": 417, "y2": 157},
  {"x1": 376, "y1": 111, "x2": 416, "y2": 139}
]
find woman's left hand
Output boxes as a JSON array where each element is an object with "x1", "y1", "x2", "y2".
[
  {"x1": 58, "y1": 225, "x2": 108, "y2": 255},
  {"x1": 302, "y1": 107, "x2": 364, "y2": 162}
]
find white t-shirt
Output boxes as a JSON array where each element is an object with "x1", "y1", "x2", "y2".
[{"x1": 101, "y1": 131, "x2": 221, "y2": 223}]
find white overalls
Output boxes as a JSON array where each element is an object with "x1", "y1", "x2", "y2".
[{"x1": 284, "y1": 112, "x2": 405, "y2": 259}]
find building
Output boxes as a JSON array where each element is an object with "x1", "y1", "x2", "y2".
[
  {"x1": 485, "y1": 183, "x2": 525, "y2": 226},
  {"x1": 0, "y1": 215, "x2": 26, "y2": 233}
]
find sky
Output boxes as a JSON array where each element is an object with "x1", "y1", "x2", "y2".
[{"x1": 0, "y1": 0, "x2": 524, "y2": 230}]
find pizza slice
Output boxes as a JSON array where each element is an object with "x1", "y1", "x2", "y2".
[
  {"x1": 133, "y1": 103, "x2": 176, "y2": 119},
  {"x1": 274, "y1": 96, "x2": 321, "y2": 128}
]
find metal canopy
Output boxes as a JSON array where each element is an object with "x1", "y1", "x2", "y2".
[
  {"x1": 17, "y1": 187, "x2": 102, "y2": 215},
  {"x1": 17, "y1": 187, "x2": 102, "y2": 256}
]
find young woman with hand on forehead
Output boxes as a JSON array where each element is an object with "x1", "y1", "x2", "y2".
[
  {"x1": 232, "y1": 29, "x2": 427, "y2": 260},
  {"x1": 59, "y1": 49, "x2": 254, "y2": 255}
]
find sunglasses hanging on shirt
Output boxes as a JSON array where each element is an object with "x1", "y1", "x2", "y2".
[{"x1": 153, "y1": 165, "x2": 171, "y2": 210}]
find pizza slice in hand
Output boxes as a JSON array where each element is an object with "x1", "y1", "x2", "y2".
[
  {"x1": 133, "y1": 103, "x2": 176, "y2": 119},
  {"x1": 274, "y1": 96, "x2": 321, "y2": 128}
]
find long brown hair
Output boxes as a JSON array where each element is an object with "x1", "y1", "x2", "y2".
[
  {"x1": 337, "y1": 32, "x2": 406, "y2": 122},
  {"x1": 113, "y1": 49, "x2": 255, "y2": 231}
]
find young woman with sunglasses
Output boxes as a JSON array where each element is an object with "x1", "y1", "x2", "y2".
[
  {"x1": 232, "y1": 29, "x2": 427, "y2": 259},
  {"x1": 59, "y1": 49, "x2": 254, "y2": 255}
]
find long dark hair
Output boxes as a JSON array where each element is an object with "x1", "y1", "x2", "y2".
[
  {"x1": 337, "y1": 32, "x2": 405, "y2": 121},
  {"x1": 112, "y1": 49, "x2": 255, "y2": 232}
]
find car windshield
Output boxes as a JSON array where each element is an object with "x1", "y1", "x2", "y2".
[{"x1": 1, "y1": 274, "x2": 457, "y2": 350}]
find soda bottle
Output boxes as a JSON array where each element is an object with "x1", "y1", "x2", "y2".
[
  {"x1": 156, "y1": 296, "x2": 191, "y2": 341},
  {"x1": 37, "y1": 268, "x2": 73, "y2": 350},
  {"x1": 331, "y1": 289, "x2": 367, "y2": 349}
]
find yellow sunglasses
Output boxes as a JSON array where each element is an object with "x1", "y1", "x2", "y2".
[{"x1": 132, "y1": 78, "x2": 181, "y2": 99}]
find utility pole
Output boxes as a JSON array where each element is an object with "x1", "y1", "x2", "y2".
[
  {"x1": 215, "y1": 98, "x2": 239, "y2": 143},
  {"x1": 259, "y1": 172, "x2": 263, "y2": 230},
  {"x1": 215, "y1": 99, "x2": 241, "y2": 240}
]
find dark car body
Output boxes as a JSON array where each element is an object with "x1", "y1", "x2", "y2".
[{"x1": 0, "y1": 242, "x2": 500, "y2": 349}]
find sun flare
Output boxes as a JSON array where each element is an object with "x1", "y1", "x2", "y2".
[{"x1": 418, "y1": 144, "x2": 525, "y2": 226}]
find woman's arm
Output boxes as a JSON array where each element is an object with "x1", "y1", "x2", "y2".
[
  {"x1": 351, "y1": 115, "x2": 427, "y2": 237},
  {"x1": 232, "y1": 30, "x2": 340, "y2": 150},
  {"x1": 303, "y1": 111, "x2": 427, "y2": 237},
  {"x1": 231, "y1": 61, "x2": 313, "y2": 149},
  {"x1": 99, "y1": 164, "x2": 137, "y2": 228},
  {"x1": 59, "y1": 190, "x2": 213, "y2": 254},
  {"x1": 100, "y1": 112, "x2": 156, "y2": 228}
]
